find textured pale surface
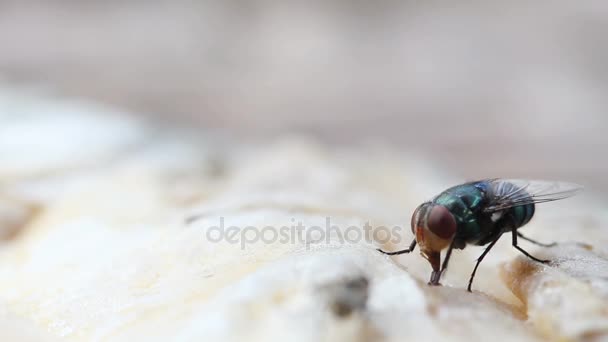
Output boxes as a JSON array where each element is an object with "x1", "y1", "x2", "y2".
[
  {"x1": 0, "y1": 88, "x2": 607, "y2": 341},
  {"x1": 503, "y1": 244, "x2": 608, "y2": 341}
]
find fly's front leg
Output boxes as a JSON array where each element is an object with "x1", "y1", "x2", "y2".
[
  {"x1": 516, "y1": 231, "x2": 557, "y2": 247},
  {"x1": 512, "y1": 230, "x2": 550, "y2": 263},
  {"x1": 377, "y1": 239, "x2": 417, "y2": 255}
]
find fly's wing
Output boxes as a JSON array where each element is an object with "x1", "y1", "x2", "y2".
[{"x1": 481, "y1": 179, "x2": 583, "y2": 213}]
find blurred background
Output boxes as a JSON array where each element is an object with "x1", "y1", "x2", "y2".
[{"x1": 1, "y1": 0, "x2": 606, "y2": 194}]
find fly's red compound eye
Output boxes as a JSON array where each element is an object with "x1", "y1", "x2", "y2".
[
  {"x1": 410, "y1": 204, "x2": 425, "y2": 234},
  {"x1": 426, "y1": 205, "x2": 457, "y2": 239}
]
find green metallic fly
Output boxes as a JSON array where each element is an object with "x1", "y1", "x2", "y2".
[{"x1": 377, "y1": 179, "x2": 582, "y2": 292}]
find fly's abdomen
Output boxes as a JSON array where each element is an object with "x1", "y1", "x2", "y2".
[
  {"x1": 505, "y1": 203, "x2": 535, "y2": 230},
  {"x1": 489, "y1": 180, "x2": 536, "y2": 230}
]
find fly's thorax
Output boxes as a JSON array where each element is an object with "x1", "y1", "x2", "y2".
[
  {"x1": 411, "y1": 203, "x2": 457, "y2": 254},
  {"x1": 433, "y1": 184, "x2": 487, "y2": 244}
]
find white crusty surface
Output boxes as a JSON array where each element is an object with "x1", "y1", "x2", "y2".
[{"x1": 0, "y1": 87, "x2": 607, "y2": 341}]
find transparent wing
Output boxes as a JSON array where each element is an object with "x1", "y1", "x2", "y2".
[{"x1": 482, "y1": 179, "x2": 583, "y2": 213}]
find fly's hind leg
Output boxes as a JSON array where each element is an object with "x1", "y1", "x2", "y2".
[
  {"x1": 512, "y1": 230, "x2": 551, "y2": 263},
  {"x1": 377, "y1": 239, "x2": 417, "y2": 255},
  {"x1": 516, "y1": 231, "x2": 557, "y2": 247}
]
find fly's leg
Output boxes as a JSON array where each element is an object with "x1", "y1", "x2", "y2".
[
  {"x1": 516, "y1": 231, "x2": 557, "y2": 247},
  {"x1": 512, "y1": 230, "x2": 551, "y2": 263},
  {"x1": 519, "y1": 231, "x2": 590, "y2": 249},
  {"x1": 467, "y1": 236, "x2": 501, "y2": 292},
  {"x1": 377, "y1": 239, "x2": 417, "y2": 255}
]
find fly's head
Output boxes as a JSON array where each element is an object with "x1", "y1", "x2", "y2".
[{"x1": 411, "y1": 202, "x2": 457, "y2": 271}]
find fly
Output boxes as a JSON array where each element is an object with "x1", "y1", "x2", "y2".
[{"x1": 377, "y1": 179, "x2": 582, "y2": 292}]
